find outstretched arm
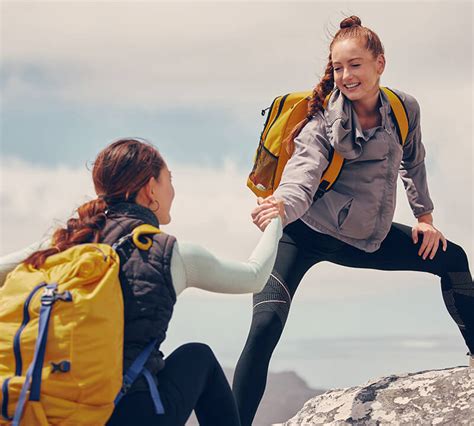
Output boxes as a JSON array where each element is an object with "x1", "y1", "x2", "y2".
[{"x1": 170, "y1": 217, "x2": 283, "y2": 296}]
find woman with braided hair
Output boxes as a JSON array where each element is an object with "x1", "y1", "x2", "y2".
[
  {"x1": 0, "y1": 138, "x2": 285, "y2": 425},
  {"x1": 232, "y1": 15, "x2": 474, "y2": 425}
]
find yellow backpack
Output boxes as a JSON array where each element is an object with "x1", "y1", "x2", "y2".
[
  {"x1": 247, "y1": 87, "x2": 409, "y2": 199},
  {"x1": 0, "y1": 224, "x2": 162, "y2": 425}
]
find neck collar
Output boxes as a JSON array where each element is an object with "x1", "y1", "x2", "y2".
[
  {"x1": 106, "y1": 202, "x2": 160, "y2": 228},
  {"x1": 324, "y1": 87, "x2": 393, "y2": 159}
]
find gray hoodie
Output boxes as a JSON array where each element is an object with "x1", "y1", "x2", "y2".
[{"x1": 273, "y1": 87, "x2": 434, "y2": 253}]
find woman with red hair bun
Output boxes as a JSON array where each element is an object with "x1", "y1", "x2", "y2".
[{"x1": 232, "y1": 15, "x2": 474, "y2": 425}]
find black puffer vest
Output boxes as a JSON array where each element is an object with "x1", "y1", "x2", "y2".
[{"x1": 101, "y1": 202, "x2": 177, "y2": 392}]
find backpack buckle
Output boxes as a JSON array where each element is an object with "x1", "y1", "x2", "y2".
[
  {"x1": 41, "y1": 286, "x2": 73, "y2": 306},
  {"x1": 121, "y1": 382, "x2": 132, "y2": 394},
  {"x1": 55, "y1": 291, "x2": 73, "y2": 302},
  {"x1": 51, "y1": 360, "x2": 71, "y2": 373},
  {"x1": 314, "y1": 179, "x2": 331, "y2": 201},
  {"x1": 314, "y1": 187, "x2": 327, "y2": 200},
  {"x1": 41, "y1": 287, "x2": 56, "y2": 306}
]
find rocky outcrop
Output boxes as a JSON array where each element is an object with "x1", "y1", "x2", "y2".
[{"x1": 284, "y1": 367, "x2": 474, "y2": 425}]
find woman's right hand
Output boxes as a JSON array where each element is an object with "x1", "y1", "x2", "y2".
[{"x1": 251, "y1": 195, "x2": 285, "y2": 231}]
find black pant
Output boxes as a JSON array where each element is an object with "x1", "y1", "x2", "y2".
[
  {"x1": 108, "y1": 343, "x2": 240, "y2": 426},
  {"x1": 232, "y1": 220, "x2": 474, "y2": 426}
]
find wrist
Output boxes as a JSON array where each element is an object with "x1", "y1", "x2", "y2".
[{"x1": 417, "y1": 213, "x2": 433, "y2": 225}]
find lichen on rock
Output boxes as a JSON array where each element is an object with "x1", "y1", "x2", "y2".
[{"x1": 284, "y1": 367, "x2": 474, "y2": 425}]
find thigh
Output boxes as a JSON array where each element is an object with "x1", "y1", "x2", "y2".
[
  {"x1": 155, "y1": 343, "x2": 224, "y2": 423},
  {"x1": 274, "y1": 220, "x2": 328, "y2": 298},
  {"x1": 108, "y1": 343, "x2": 226, "y2": 426},
  {"x1": 329, "y1": 222, "x2": 464, "y2": 275},
  {"x1": 107, "y1": 391, "x2": 160, "y2": 426},
  {"x1": 251, "y1": 221, "x2": 330, "y2": 330},
  {"x1": 159, "y1": 342, "x2": 241, "y2": 426}
]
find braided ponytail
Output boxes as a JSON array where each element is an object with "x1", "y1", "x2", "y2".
[
  {"x1": 24, "y1": 198, "x2": 108, "y2": 269},
  {"x1": 24, "y1": 138, "x2": 165, "y2": 269},
  {"x1": 285, "y1": 57, "x2": 334, "y2": 156}
]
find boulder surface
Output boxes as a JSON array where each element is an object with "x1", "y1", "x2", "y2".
[{"x1": 284, "y1": 367, "x2": 474, "y2": 425}]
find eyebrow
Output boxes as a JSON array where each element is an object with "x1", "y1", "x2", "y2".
[{"x1": 333, "y1": 57, "x2": 364, "y2": 65}]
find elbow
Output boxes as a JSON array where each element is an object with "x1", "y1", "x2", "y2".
[
  {"x1": 252, "y1": 260, "x2": 277, "y2": 294},
  {"x1": 246, "y1": 262, "x2": 271, "y2": 294},
  {"x1": 254, "y1": 275, "x2": 268, "y2": 294}
]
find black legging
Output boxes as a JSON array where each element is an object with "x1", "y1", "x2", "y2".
[
  {"x1": 232, "y1": 219, "x2": 474, "y2": 426},
  {"x1": 108, "y1": 342, "x2": 240, "y2": 426}
]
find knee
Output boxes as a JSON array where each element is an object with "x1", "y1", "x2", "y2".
[
  {"x1": 441, "y1": 241, "x2": 470, "y2": 274},
  {"x1": 179, "y1": 342, "x2": 216, "y2": 362},
  {"x1": 252, "y1": 275, "x2": 292, "y2": 331},
  {"x1": 248, "y1": 311, "x2": 284, "y2": 346}
]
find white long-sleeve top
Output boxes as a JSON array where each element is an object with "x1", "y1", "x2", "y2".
[{"x1": 0, "y1": 218, "x2": 283, "y2": 296}]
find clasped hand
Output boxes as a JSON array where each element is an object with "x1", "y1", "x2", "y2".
[{"x1": 251, "y1": 196, "x2": 285, "y2": 231}]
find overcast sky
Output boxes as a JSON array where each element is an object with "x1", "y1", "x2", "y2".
[{"x1": 1, "y1": 1, "x2": 473, "y2": 379}]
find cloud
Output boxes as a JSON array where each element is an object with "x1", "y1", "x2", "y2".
[
  {"x1": 1, "y1": 2, "x2": 471, "y2": 384},
  {"x1": 2, "y1": 2, "x2": 471, "y2": 109},
  {"x1": 1, "y1": 0, "x2": 472, "y2": 301},
  {"x1": 1, "y1": 156, "x2": 472, "y2": 303},
  {"x1": 2, "y1": 2, "x2": 471, "y2": 195}
]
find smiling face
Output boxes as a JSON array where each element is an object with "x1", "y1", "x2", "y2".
[{"x1": 331, "y1": 37, "x2": 385, "y2": 104}]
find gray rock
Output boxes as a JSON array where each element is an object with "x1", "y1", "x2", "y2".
[{"x1": 284, "y1": 367, "x2": 474, "y2": 425}]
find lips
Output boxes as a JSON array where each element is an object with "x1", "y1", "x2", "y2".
[{"x1": 344, "y1": 83, "x2": 360, "y2": 90}]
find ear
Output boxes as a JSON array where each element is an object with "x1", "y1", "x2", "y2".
[
  {"x1": 146, "y1": 176, "x2": 157, "y2": 199},
  {"x1": 136, "y1": 176, "x2": 156, "y2": 204},
  {"x1": 376, "y1": 54, "x2": 386, "y2": 75}
]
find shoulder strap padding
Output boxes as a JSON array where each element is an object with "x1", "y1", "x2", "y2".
[
  {"x1": 132, "y1": 224, "x2": 161, "y2": 251},
  {"x1": 380, "y1": 87, "x2": 409, "y2": 146}
]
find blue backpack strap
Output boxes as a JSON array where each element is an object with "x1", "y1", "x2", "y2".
[
  {"x1": 12, "y1": 284, "x2": 73, "y2": 425},
  {"x1": 142, "y1": 368, "x2": 165, "y2": 414},
  {"x1": 114, "y1": 339, "x2": 159, "y2": 405},
  {"x1": 112, "y1": 227, "x2": 164, "y2": 413},
  {"x1": 12, "y1": 364, "x2": 34, "y2": 426},
  {"x1": 1, "y1": 378, "x2": 13, "y2": 420}
]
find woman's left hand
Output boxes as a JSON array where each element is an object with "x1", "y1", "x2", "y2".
[{"x1": 411, "y1": 216, "x2": 447, "y2": 260}]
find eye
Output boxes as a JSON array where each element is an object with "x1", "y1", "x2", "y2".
[
  {"x1": 351, "y1": 64, "x2": 361, "y2": 67},
  {"x1": 334, "y1": 67, "x2": 341, "y2": 72}
]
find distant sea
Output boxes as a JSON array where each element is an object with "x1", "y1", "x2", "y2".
[{"x1": 161, "y1": 294, "x2": 469, "y2": 390}]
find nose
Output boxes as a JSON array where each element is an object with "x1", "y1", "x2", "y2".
[{"x1": 342, "y1": 67, "x2": 353, "y2": 82}]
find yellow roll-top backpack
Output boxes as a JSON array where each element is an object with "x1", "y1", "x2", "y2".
[
  {"x1": 0, "y1": 224, "x2": 163, "y2": 425},
  {"x1": 247, "y1": 87, "x2": 409, "y2": 199}
]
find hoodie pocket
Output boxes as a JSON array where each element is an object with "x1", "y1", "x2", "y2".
[
  {"x1": 314, "y1": 191, "x2": 376, "y2": 240},
  {"x1": 337, "y1": 198, "x2": 352, "y2": 229},
  {"x1": 314, "y1": 191, "x2": 353, "y2": 231},
  {"x1": 338, "y1": 197, "x2": 377, "y2": 239}
]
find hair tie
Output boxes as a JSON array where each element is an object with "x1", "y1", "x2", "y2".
[{"x1": 97, "y1": 194, "x2": 111, "y2": 204}]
